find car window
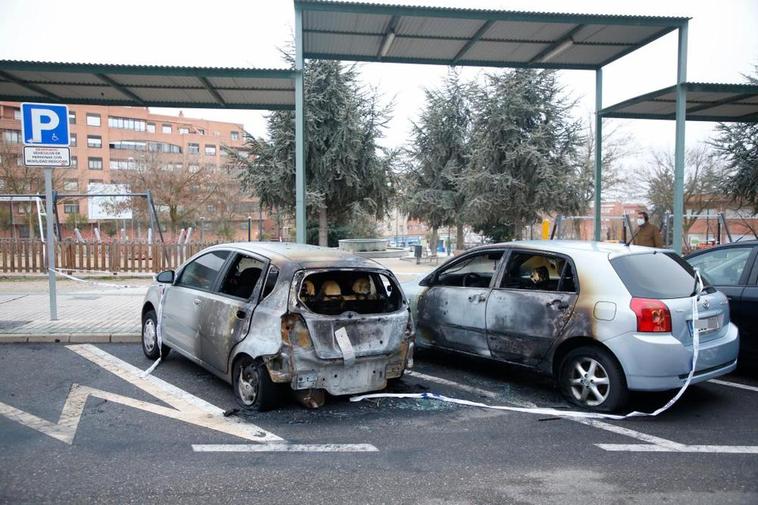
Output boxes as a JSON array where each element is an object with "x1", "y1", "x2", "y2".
[
  {"x1": 500, "y1": 252, "x2": 576, "y2": 292},
  {"x1": 260, "y1": 266, "x2": 279, "y2": 300},
  {"x1": 687, "y1": 247, "x2": 752, "y2": 286},
  {"x1": 219, "y1": 254, "x2": 265, "y2": 299},
  {"x1": 433, "y1": 250, "x2": 503, "y2": 288},
  {"x1": 177, "y1": 250, "x2": 229, "y2": 291},
  {"x1": 611, "y1": 252, "x2": 696, "y2": 299}
]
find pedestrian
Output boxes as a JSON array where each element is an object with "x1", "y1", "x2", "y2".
[{"x1": 632, "y1": 211, "x2": 663, "y2": 247}]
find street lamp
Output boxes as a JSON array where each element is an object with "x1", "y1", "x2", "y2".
[
  {"x1": 199, "y1": 216, "x2": 205, "y2": 242},
  {"x1": 247, "y1": 216, "x2": 252, "y2": 241}
]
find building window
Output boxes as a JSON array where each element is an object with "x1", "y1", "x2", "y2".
[
  {"x1": 86, "y1": 113, "x2": 101, "y2": 127},
  {"x1": 188, "y1": 164, "x2": 200, "y2": 173},
  {"x1": 197, "y1": 128, "x2": 205, "y2": 135},
  {"x1": 110, "y1": 140, "x2": 181, "y2": 153},
  {"x1": 179, "y1": 127, "x2": 190, "y2": 135},
  {"x1": 89, "y1": 179, "x2": 104, "y2": 185},
  {"x1": 207, "y1": 205, "x2": 216, "y2": 213},
  {"x1": 13, "y1": 108, "x2": 21, "y2": 120},
  {"x1": 87, "y1": 135, "x2": 102, "y2": 148},
  {"x1": 187, "y1": 143, "x2": 199, "y2": 154},
  {"x1": 63, "y1": 202, "x2": 80, "y2": 214},
  {"x1": 146, "y1": 123, "x2": 155, "y2": 133},
  {"x1": 108, "y1": 116, "x2": 146, "y2": 131},
  {"x1": 230, "y1": 131, "x2": 239, "y2": 141},
  {"x1": 63, "y1": 180, "x2": 79, "y2": 192},
  {"x1": 205, "y1": 144, "x2": 216, "y2": 156},
  {"x1": 2, "y1": 130, "x2": 21, "y2": 144},
  {"x1": 88, "y1": 157, "x2": 103, "y2": 170},
  {"x1": 70, "y1": 134, "x2": 77, "y2": 147},
  {"x1": 68, "y1": 112, "x2": 76, "y2": 124},
  {"x1": 162, "y1": 124, "x2": 172, "y2": 134},
  {"x1": 71, "y1": 156, "x2": 77, "y2": 168}
]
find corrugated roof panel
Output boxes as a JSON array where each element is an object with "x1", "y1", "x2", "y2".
[
  {"x1": 394, "y1": 16, "x2": 485, "y2": 38},
  {"x1": 106, "y1": 74, "x2": 203, "y2": 87},
  {"x1": 207, "y1": 77, "x2": 295, "y2": 90},
  {"x1": 686, "y1": 91, "x2": 738, "y2": 102},
  {"x1": 550, "y1": 44, "x2": 625, "y2": 65},
  {"x1": 389, "y1": 36, "x2": 466, "y2": 60},
  {"x1": 692, "y1": 103, "x2": 758, "y2": 117},
  {"x1": 132, "y1": 87, "x2": 216, "y2": 103},
  {"x1": 624, "y1": 101, "x2": 674, "y2": 114},
  {"x1": 303, "y1": 10, "x2": 390, "y2": 33},
  {"x1": 574, "y1": 24, "x2": 663, "y2": 44},
  {"x1": 219, "y1": 89, "x2": 296, "y2": 105},
  {"x1": 305, "y1": 32, "x2": 382, "y2": 56},
  {"x1": 5, "y1": 70, "x2": 103, "y2": 85},
  {"x1": 41, "y1": 84, "x2": 126, "y2": 101},
  {"x1": 485, "y1": 20, "x2": 577, "y2": 41},
  {"x1": 0, "y1": 81, "x2": 45, "y2": 97},
  {"x1": 463, "y1": 40, "x2": 548, "y2": 62}
]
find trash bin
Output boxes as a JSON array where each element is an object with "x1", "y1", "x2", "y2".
[{"x1": 414, "y1": 245, "x2": 423, "y2": 264}]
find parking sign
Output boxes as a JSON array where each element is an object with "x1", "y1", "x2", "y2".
[{"x1": 21, "y1": 103, "x2": 70, "y2": 146}]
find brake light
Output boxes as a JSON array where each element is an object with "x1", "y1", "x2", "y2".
[
  {"x1": 280, "y1": 313, "x2": 313, "y2": 349},
  {"x1": 630, "y1": 298, "x2": 672, "y2": 333}
]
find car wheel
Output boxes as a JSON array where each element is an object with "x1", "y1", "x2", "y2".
[
  {"x1": 559, "y1": 346, "x2": 628, "y2": 412},
  {"x1": 232, "y1": 356, "x2": 277, "y2": 411},
  {"x1": 141, "y1": 309, "x2": 170, "y2": 360}
]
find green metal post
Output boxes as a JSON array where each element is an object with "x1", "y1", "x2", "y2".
[
  {"x1": 673, "y1": 22, "x2": 688, "y2": 254},
  {"x1": 295, "y1": 4, "x2": 307, "y2": 243},
  {"x1": 594, "y1": 68, "x2": 603, "y2": 242}
]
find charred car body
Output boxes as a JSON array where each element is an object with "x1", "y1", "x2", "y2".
[
  {"x1": 404, "y1": 240, "x2": 739, "y2": 412},
  {"x1": 141, "y1": 243, "x2": 413, "y2": 410}
]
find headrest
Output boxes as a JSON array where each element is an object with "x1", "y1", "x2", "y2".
[
  {"x1": 352, "y1": 277, "x2": 371, "y2": 295},
  {"x1": 321, "y1": 280, "x2": 341, "y2": 297},
  {"x1": 302, "y1": 279, "x2": 316, "y2": 296},
  {"x1": 531, "y1": 266, "x2": 549, "y2": 284}
]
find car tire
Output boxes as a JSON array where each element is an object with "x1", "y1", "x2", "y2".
[
  {"x1": 559, "y1": 346, "x2": 628, "y2": 413},
  {"x1": 232, "y1": 356, "x2": 277, "y2": 412},
  {"x1": 141, "y1": 309, "x2": 170, "y2": 360}
]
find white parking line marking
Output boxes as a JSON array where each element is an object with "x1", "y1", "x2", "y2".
[
  {"x1": 192, "y1": 443, "x2": 379, "y2": 453},
  {"x1": 709, "y1": 379, "x2": 758, "y2": 393},
  {"x1": 597, "y1": 444, "x2": 758, "y2": 454},
  {"x1": 406, "y1": 371, "x2": 499, "y2": 399},
  {"x1": 570, "y1": 417, "x2": 687, "y2": 451}
]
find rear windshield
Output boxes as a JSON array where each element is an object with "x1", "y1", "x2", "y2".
[
  {"x1": 298, "y1": 270, "x2": 403, "y2": 315},
  {"x1": 611, "y1": 252, "x2": 696, "y2": 299}
]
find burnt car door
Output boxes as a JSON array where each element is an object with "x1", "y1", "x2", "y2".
[
  {"x1": 416, "y1": 249, "x2": 505, "y2": 356},
  {"x1": 486, "y1": 250, "x2": 578, "y2": 365},
  {"x1": 688, "y1": 245, "x2": 757, "y2": 359},
  {"x1": 198, "y1": 252, "x2": 268, "y2": 374},
  {"x1": 161, "y1": 249, "x2": 231, "y2": 357}
]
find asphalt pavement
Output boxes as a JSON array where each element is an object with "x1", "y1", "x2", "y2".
[{"x1": 1, "y1": 343, "x2": 757, "y2": 504}]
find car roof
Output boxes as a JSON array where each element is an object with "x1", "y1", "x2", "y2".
[
  {"x1": 211, "y1": 242, "x2": 386, "y2": 270},
  {"x1": 472, "y1": 240, "x2": 670, "y2": 258},
  {"x1": 684, "y1": 239, "x2": 758, "y2": 258}
]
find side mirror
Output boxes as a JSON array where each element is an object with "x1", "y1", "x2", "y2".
[
  {"x1": 156, "y1": 270, "x2": 175, "y2": 284},
  {"x1": 419, "y1": 274, "x2": 433, "y2": 287}
]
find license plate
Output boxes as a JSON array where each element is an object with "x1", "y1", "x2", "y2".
[{"x1": 695, "y1": 315, "x2": 722, "y2": 331}]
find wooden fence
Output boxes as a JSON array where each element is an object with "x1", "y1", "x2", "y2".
[{"x1": 0, "y1": 239, "x2": 218, "y2": 274}]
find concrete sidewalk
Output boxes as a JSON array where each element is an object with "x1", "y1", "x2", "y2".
[{"x1": 0, "y1": 258, "x2": 437, "y2": 343}]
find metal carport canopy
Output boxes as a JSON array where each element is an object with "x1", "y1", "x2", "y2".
[
  {"x1": 600, "y1": 82, "x2": 758, "y2": 122},
  {"x1": 0, "y1": 60, "x2": 296, "y2": 110},
  {"x1": 296, "y1": 0, "x2": 687, "y2": 69}
]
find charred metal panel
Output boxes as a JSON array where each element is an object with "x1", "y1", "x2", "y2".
[
  {"x1": 486, "y1": 289, "x2": 577, "y2": 364},
  {"x1": 417, "y1": 286, "x2": 491, "y2": 356},
  {"x1": 161, "y1": 286, "x2": 204, "y2": 357},
  {"x1": 197, "y1": 293, "x2": 254, "y2": 374}
]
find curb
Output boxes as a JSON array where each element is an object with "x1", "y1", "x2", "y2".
[{"x1": 0, "y1": 334, "x2": 140, "y2": 344}]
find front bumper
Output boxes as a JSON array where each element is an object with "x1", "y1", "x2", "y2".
[{"x1": 603, "y1": 322, "x2": 739, "y2": 391}]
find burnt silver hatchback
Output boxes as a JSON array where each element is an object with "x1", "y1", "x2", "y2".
[{"x1": 141, "y1": 243, "x2": 413, "y2": 410}]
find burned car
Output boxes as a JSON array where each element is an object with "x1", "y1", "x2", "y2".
[
  {"x1": 141, "y1": 243, "x2": 413, "y2": 410},
  {"x1": 404, "y1": 241, "x2": 739, "y2": 412}
]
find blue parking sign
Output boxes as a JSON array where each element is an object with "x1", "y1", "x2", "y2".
[{"x1": 21, "y1": 103, "x2": 70, "y2": 146}]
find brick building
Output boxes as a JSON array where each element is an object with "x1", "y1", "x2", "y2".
[{"x1": 0, "y1": 102, "x2": 286, "y2": 241}]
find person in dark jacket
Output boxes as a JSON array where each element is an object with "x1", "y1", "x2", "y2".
[{"x1": 632, "y1": 211, "x2": 663, "y2": 247}]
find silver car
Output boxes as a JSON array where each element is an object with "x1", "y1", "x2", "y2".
[
  {"x1": 404, "y1": 240, "x2": 739, "y2": 412},
  {"x1": 141, "y1": 243, "x2": 413, "y2": 410}
]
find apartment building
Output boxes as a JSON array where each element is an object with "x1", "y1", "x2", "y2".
[{"x1": 0, "y1": 102, "x2": 281, "y2": 240}]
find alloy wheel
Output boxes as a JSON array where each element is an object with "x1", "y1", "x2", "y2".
[{"x1": 568, "y1": 357, "x2": 610, "y2": 407}]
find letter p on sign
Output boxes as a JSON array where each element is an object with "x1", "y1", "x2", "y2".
[{"x1": 21, "y1": 103, "x2": 70, "y2": 146}]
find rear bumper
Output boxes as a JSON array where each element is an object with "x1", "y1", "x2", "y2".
[{"x1": 604, "y1": 323, "x2": 739, "y2": 391}]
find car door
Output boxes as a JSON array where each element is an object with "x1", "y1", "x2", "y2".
[
  {"x1": 161, "y1": 249, "x2": 231, "y2": 357},
  {"x1": 416, "y1": 249, "x2": 504, "y2": 356},
  {"x1": 198, "y1": 252, "x2": 267, "y2": 373},
  {"x1": 687, "y1": 245, "x2": 756, "y2": 356},
  {"x1": 742, "y1": 253, "x2": 758, "y2": 358},
  {"x1": 486, "y1": 249, "x2": 578, "y2": 366}
]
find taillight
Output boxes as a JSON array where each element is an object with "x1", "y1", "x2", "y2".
[
  {"x1": 630, "y1": 298, "x2": 672, "y2": 333},
  {"x1": 281, "y1": 313, "x2": 313, "y2": 348}
]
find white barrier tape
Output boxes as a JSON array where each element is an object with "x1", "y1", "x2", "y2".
[
  {"x1": 353, "y1": 279, "x2": 703, "y2": 422},
  {"x1": 49, "y1": 268, "x2": 143, "y2": 289}
]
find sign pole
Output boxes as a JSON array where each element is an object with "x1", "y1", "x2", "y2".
[{"x1": 44, "y1": 167, "x2": 58, "y2": 320}]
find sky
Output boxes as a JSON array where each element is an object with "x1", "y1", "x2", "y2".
[{"x1": 1, "y1": 0, "x2": 756, "y2": 179}]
